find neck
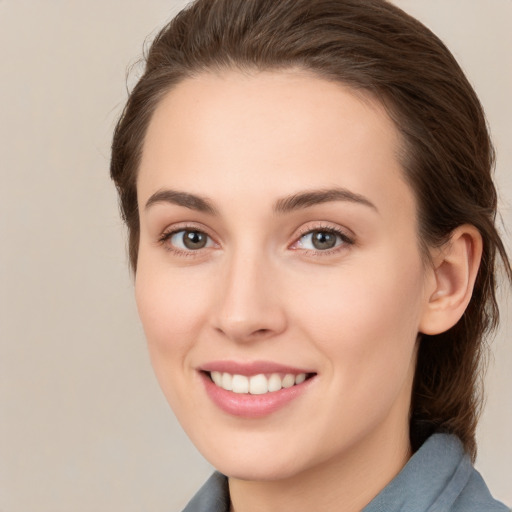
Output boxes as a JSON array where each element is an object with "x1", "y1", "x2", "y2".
[{"x1": 228, "y1": 421, "x2": 411, "y2": 512}]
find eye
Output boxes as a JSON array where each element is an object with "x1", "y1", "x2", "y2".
[
  {"x1": 295, "y1": 228, "x2": 352, "y2": 251},
  {"x1": 165, "y1": 229, "x2": 215, "y2": 251}
]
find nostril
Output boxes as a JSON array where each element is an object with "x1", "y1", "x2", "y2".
[{"x1": 254, "y1": 328, "x2": 271, "y2": 336}]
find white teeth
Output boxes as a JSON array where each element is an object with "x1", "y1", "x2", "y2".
[
  {"x1": 282, "y1": 374, "x2": 295, "y2": 388},
  {"x1": 210, "y1": 371, "x2": 309, "y2": 394},
  {"x1": 268, "y1": 373, "x2": 282, "y2": 392},
  {"x1": 231, "y1": 374, "x2": 249, "y2": 394},
  {"x1": 249, "y1": 374, "x2": 268, "y2": 395},
  {"x1": 295, "y1": 373, "x2": 306, "y2": 384},
  {"x1": 211, "y1": 371, "x2": 222, "y2": 386},
  {"x1": 221, "y1": 372, "x2": 233, "y2": 391}
]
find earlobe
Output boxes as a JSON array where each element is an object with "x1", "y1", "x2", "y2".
[{"x1": 419, "y1": 225, "x2": 483, "y2": 335}]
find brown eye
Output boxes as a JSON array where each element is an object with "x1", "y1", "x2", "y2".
[{"x1": 169, "y1": 229, "x2": 212, "y2": 251}]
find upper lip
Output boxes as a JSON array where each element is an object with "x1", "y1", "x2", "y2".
[{"x1": 198, "y1": 360, "x2": 315, "y2": 376}]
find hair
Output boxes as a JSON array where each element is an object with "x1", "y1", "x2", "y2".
[{"x1": 110, "y1": 0, "x2": 511, "y2": 461}]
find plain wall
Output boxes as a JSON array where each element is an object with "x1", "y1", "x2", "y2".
[{"x1": 0, "y1": 1, "x2": 510, "y2": 510}]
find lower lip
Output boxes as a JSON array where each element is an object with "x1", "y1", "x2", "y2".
[{"x1": 200, "y1": 372, "x2": 315, "y2": 418}]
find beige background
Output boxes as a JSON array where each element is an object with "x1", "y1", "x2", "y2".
[{"x1": 0, "y1": 1, "x2": 510, "y2": 510}]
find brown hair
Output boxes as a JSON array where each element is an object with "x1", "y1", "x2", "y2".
[{"x1": 110, "y1": 0, "x2": 511, "y2": 460}]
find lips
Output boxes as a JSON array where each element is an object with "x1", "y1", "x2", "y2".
[{"x1": 199, "y1": 361, "x2": 316, "y2": 417}]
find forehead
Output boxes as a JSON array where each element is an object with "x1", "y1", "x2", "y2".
[{"x1": 138, "y1": 69, "x2": 413, "y2": 218}]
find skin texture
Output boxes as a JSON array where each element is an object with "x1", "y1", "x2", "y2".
[{"x1": 134, "y1": 70, "x2": 482, "y2": 512}]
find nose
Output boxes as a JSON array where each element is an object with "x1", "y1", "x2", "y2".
[{"x1": 211, "y1": 249, "x2": 288, "y2": 343}]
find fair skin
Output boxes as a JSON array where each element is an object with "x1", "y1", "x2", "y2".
[{"x1": 135, "y1": 70, "x2": 481, "y2": 512}]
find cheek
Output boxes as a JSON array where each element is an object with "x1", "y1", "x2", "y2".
[
  {"x1": 134, "y1": 262, "x2": 211, "y2": 359},
  {"x1": 291, "y1": 252, "x2": 425, "y2": 388},
  {"x1": 299, "y1": 257, "x2": 422, "y2": 333},
  {"x1": 134, "y1": 262, "x2": 215, "y2": 417}
]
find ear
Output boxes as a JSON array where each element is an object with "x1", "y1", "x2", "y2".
[{"x1": 419, "y1": 225, "x2": 483, "y2": 335}]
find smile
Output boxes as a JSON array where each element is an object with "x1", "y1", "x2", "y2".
[
  {"x1": 209, "y1": 371, "x2": 308, "y2": 395},
  {"x1": 199, "y1": 363, "x2": 316, "y2": 418}
]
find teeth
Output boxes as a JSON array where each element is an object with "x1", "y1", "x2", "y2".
[
  {"x1": 232, "y1": 374, "x2": 249, "y2": 394},
  {"x1": 211, "y1": 371, "x2": 222, "y2": 386},
  {"x1": 295, "y1": 373, "x2": 306, "y2": 384},
  {"x1": 210, "y1": 371, "x2": 308, "y2": 394},
  {"x1": 268, "y1": 373, "x2": 282, "y2": 392},
  {"x1": 221, "y1": 372, "x2": 232, "y2": 391},
  {"x1": 249, "y1": 374, "x2": 268, "y2": 395},
  {"x1": 282, "y1": 374, "x2": 295, "y2": 388}
]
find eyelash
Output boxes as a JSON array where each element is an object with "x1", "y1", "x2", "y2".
[
  {"x1": 158, "y1": 224, "x2": 354, "y2": 257},
  {"x1": 291, "y1": 225, "x2": 355, "y2": 256}
]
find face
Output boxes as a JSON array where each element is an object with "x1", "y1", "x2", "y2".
[{"x1": 135, "y1": 70, "x2": 434, "y2": 481}]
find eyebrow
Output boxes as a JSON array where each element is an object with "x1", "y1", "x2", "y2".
[
  {"x1": 145, "y1": 189, "x2": 218, "y2": 215},
  {"x1": 144, "y1": 187, "x2": 377, "y2": 215},
  {"x1": 273, "y1": 188, "x2": 378, "y2": 214}
]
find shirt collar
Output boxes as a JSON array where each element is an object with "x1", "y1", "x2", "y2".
[{"x1": 363, "y1": 433, "x2": 472, "y2": 512}]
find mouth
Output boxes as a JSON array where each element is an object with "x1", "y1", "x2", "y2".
[
  {"x1": 205, "y1": 371, "x2": 314, "y2": 395},
  {"x1": 198, "y1": 362, "x2": 317, "y2": 418}
]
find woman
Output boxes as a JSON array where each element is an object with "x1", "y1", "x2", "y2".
[{"x1": 110, "y1": 0, "x2": 511, "y2": 510}]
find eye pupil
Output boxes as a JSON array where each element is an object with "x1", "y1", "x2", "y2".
[
  {"x1": 183, "y1": 231, "x2": 207, "y2": 249},
  {"x1": 312, "y1": 230, "x2": 337, "y2": 250}
]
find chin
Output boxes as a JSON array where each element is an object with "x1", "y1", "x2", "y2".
[
  {"x1": 213, "y1": 457, "x2": 304, "y2": 482},
  {"x1": 195, "y1": 433, "x2": 327, "y2": 483}
]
